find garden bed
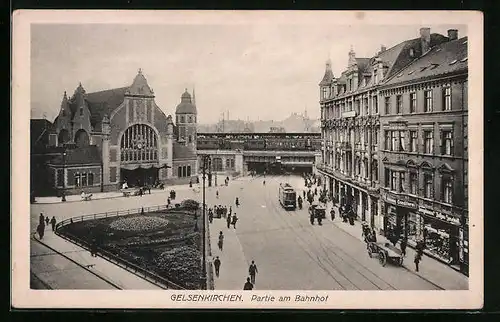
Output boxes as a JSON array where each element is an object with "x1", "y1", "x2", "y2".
[{"x1": 58, "y1": 206, "x2": 204, "y2": 289}]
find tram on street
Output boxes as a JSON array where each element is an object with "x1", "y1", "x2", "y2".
[{"x1": 279, "y1": 183, "x2": 297, "y2": 210}]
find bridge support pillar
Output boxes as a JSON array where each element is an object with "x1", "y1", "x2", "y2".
[{"x1": 235, "y1": 151, "x2": 244, "y2": 175}]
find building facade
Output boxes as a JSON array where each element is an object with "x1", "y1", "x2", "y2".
[
  {"x1": 378, "y1": 31, "x2": 468, "y2": 274},
  {"x1": 33, "y1": 70, "x2": 198, "y2": 196},
  {"x1": 318, "y1": 28, "x2": 468, "y2": 274}
]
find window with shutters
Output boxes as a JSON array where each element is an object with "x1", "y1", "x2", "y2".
[
  {"x1": 399, "y1": 131, "x2": 406, "y2": 151},
  {"x1": 385, "y1": 131, "x2": 391, "y2": 150},
  {"x1": 384, "y1": 168, "x2": 390, "y2": 188},
  {"x1": 441, "y1": 130, "x2": 453, "y2": 155},
  {"x1": 424, "y1": 130, "x2": 434, "y2": 154},
  {"x1": 391, "y1": 131, "x2": 397, "y2": 151},
  {"x1": 410, "y1": 171, "x2": 418, "y2": 195},
  {"x1": 391, "y1": 171, "x2": 398, "y2": 191},
  {"x1": 424, "y1": 173, "x2": 433, "y2": 198},
  {"x1": 384, "y1": 97, "x2": 391, "y2": 115},
  {"x1": 396, "y1": 95, "x2": 403, "y2": 114},
  {"x1": 410, "y1": 130, "x2": 418, "y2": 152},
  {"x1": 399, "y1": 172, "x2": 406, "y2": 192},
  {"x1": 424, "y1": 90, "x2": 433, "y2": 112},
  {"x1": 442, "y1": 176, "x2": 453, "y2": 203},
  {"x1": 410, "y1": 92, "x2": 417, "y2": 113},
  {"x1": 443, "y1": 86, "x2": 452, "y2": 111}
]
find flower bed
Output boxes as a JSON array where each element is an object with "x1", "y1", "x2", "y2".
[
  {"x1": 58, "y1": 206, "x2": 204, "y2": 289},
  {"x1": 109, "y1": 216, "x2": 170, "y2": 232}
]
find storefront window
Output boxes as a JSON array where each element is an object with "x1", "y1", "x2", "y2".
[{"x1": 423, "y1": 217, "x2": 459, "y2": 263}]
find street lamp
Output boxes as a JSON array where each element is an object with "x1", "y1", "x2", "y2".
[
  {"x1": 200, "y1": 154, "x2": 211, "y2": 290},
  {"x1": 62, "y1": 149, "x2": 67, "y2": 202}
]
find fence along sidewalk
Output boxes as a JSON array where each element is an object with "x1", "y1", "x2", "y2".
[{"x1": 55, "y1": 204, "x2": 187, "y2": 290}]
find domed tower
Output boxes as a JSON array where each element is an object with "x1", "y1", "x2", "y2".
[{"x1": 175, "y1": 88, "x2": 197, "y2": 148}]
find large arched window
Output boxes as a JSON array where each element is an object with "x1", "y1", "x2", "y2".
[
  {"x1": 120, "y1": 124, "x2": 158, "y2": 162},
  {"x1": 58, "y1": 129, "x2": 70, "y2": 146},
  {"x1": 75, "y1": 129, "x2": 90, "y2": 148}
]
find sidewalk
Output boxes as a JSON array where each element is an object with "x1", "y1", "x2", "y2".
[
  {"x1": 34, "y1": 174, "x2": 252, "y2": 204},
  {"x1": 328, "y1": 203, "x2": 468, "y2": 290},
  {"x1": 208, "y1": 216, "x2": 250, "y2": 290},
  {"x1": 32, "y1": 227, "x2": 163, "y2": 290}
]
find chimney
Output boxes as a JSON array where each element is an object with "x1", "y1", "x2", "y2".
[
  {"x1": 380, "y1": 45, "x2": 387, "y2": 53},
  {"x1": 420, "y1": 27, "x2": 431, "y2": 55},
  {"x1": 447, "y1": 29, "x2": 458, "y2": 41}
]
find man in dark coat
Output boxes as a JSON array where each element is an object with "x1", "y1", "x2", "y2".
[
  {"x1": 400, "y1": 238, "x2": 407, "y2": 257},
  {"x1": 226, "y1": 214, "x2": 232, "y2": 229},
  {"x1": 249, "y1": 260, "x2": 258, "y2": 284},
  {"x1": 50, "y1": 216, "x2": 57, "y2": 231},
  {"x1": 213, "y1": 256, "x2": 221, "y2": 277},
  {"x1": 243, "y1": 277, "x2": 254, "y2": 290}
]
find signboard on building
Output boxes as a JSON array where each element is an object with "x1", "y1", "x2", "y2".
[
  {"x1": 342, "y1": 111, "x2": 356, "y2": 118},
  {"x1": 384, "y1": 193, "x2": 418, "y2": 209}
]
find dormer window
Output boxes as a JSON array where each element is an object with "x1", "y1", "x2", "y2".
[
  {"x1": 409, "y1": 48, "x2": 415, "y2": 57},
  {"x1": 62, "y1": 109, "x2": 66, "y2": 117},
  {"x1": 79, "y1": 106, "x2": 83, "y2": 116},
  {"x1": 461, "y1": 57, "x2": 468, "y2": 62},
  {"x1": 373, "y1": 70, "x2": 378, "y2": 83},
  {"x1": 449, "y1": 59, "x2": 458, "y2": 65}
]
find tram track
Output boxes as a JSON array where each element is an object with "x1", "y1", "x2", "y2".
[{"x1": 265, "y1": 175, "x2": 401, "y2": 290}]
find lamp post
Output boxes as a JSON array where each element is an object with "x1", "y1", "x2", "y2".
[
  {"x1": 61, "y1": 149, "x2": 67, "y2": 202},
  {"x1": 201, "y1": 154, "x2": 211, "y2": 290}
]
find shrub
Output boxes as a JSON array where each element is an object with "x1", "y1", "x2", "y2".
[
  {"x1": 155, "y1": 245, "x2": 202, "y2": 289},
  {"x1": 181, "y1": 199, "x2": 200, "y2": 211}
]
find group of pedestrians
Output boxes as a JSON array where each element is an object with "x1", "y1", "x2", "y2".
[{"x1": 36, "y1": 213, "x2": 57, "y2": 240}]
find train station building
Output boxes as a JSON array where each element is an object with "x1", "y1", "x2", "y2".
[{"x1": 31, "y1": 70, "x2": 198, "y2": 196}]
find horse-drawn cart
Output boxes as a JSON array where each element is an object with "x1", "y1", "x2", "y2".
[{"x1": 367, "y1": 242, "x2": 404, "y2": 267}]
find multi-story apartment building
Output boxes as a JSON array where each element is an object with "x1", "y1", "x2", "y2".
[
  {"x1": 319, "y1": 28, "x2": 450, "y2": 230},
  {"x1": 378, "y1": 30, "x2": 468, "y2": 274}
]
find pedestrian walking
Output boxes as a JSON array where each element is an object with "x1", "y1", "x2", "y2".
[
  {"x1": 414, "y1": 252, "x2": 421, "y2": 272},
  {"x1": 45, "y1": 216, "x2": 49, "y2": 227},
  {"x1": 50, "y1": 216, "x2": 57, "y2": 231},
  {"x1": 209, "y1": 212, "x2": 214, "y2": 224},
  {"x1": 90, "y1": 238, "x2": 97, "y2": 257},
  {"x1": 249, "y1": 260, "x2": 258, "y2": 284},
  {"x1": 330, "y1": 208, "x2": 335, "y2": 221},
  {"x1": 39, "y1": 213, "x2": 45, "y2": 226},
  {"x1": 226, "y1": 215, "x2": 232, "y2": 229},
  {"x1": 213, "y1": 256, "x2": 221, "y2": 277},
  {"x1": 400, "y1": 238, "x2": 407, "y2": 257},
  {"x1": 218, "y1": 231, "x2": 224, "y2": 251},
  {"x1": 231, "y1": 214, "x2": 238, "y2": 229},
  {"x1": 36, "y1": 223, "x2": 44, "y2": 239},
  {"x1": 243, "y1": 277, "x2": 254, "y2": 290},
  {"x1": 216, "y1": 190, "x2": 219, "y2": 199}
]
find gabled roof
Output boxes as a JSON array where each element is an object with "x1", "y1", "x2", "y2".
[
  {"x1": 48, "y1": 145, "x2": 102, "y2": 166},
  {"x1": 84, "y1": 87, "x2": 129, "y2": 127},
  {"x1": 355, "y1": 58, "x2": 370, "y2": 74},
  {"x1": 382, "y1": 36, "x2": 467, "y2": 87}
]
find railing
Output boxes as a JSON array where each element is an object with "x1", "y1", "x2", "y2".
[{"x1": 55, "y1": 204, "x2": 191, "y2": 290}]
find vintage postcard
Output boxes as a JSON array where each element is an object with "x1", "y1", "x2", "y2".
[{"x1": 11, "y1": 10, "x2": 483, "y2": 309}]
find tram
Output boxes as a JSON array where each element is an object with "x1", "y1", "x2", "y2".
[{"x1": 279, "y1": 183, "x2": 297, "y2": 210}]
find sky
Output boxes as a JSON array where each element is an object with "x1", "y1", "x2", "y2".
[{"x1": 30, "y1": 23, "x2": 467, "y2": 123}]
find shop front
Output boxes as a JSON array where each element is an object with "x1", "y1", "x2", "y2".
[
  {"x1": 418, "y1": 205, "x2": 462, "y2": 269},
  {"x1": 382, "y1": 192, "x2": 419, "y2": 243}
]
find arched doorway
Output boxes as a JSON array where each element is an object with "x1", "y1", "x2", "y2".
[
  {"x1": 58, "y1": 129, "x2": 70, "y2": 146},
  {"x1": 120, "y1": 124, "x2": 159, "y2": 187},
  {"x1": 75, "y1": 129, "x2": 90, "y2": 148}
]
